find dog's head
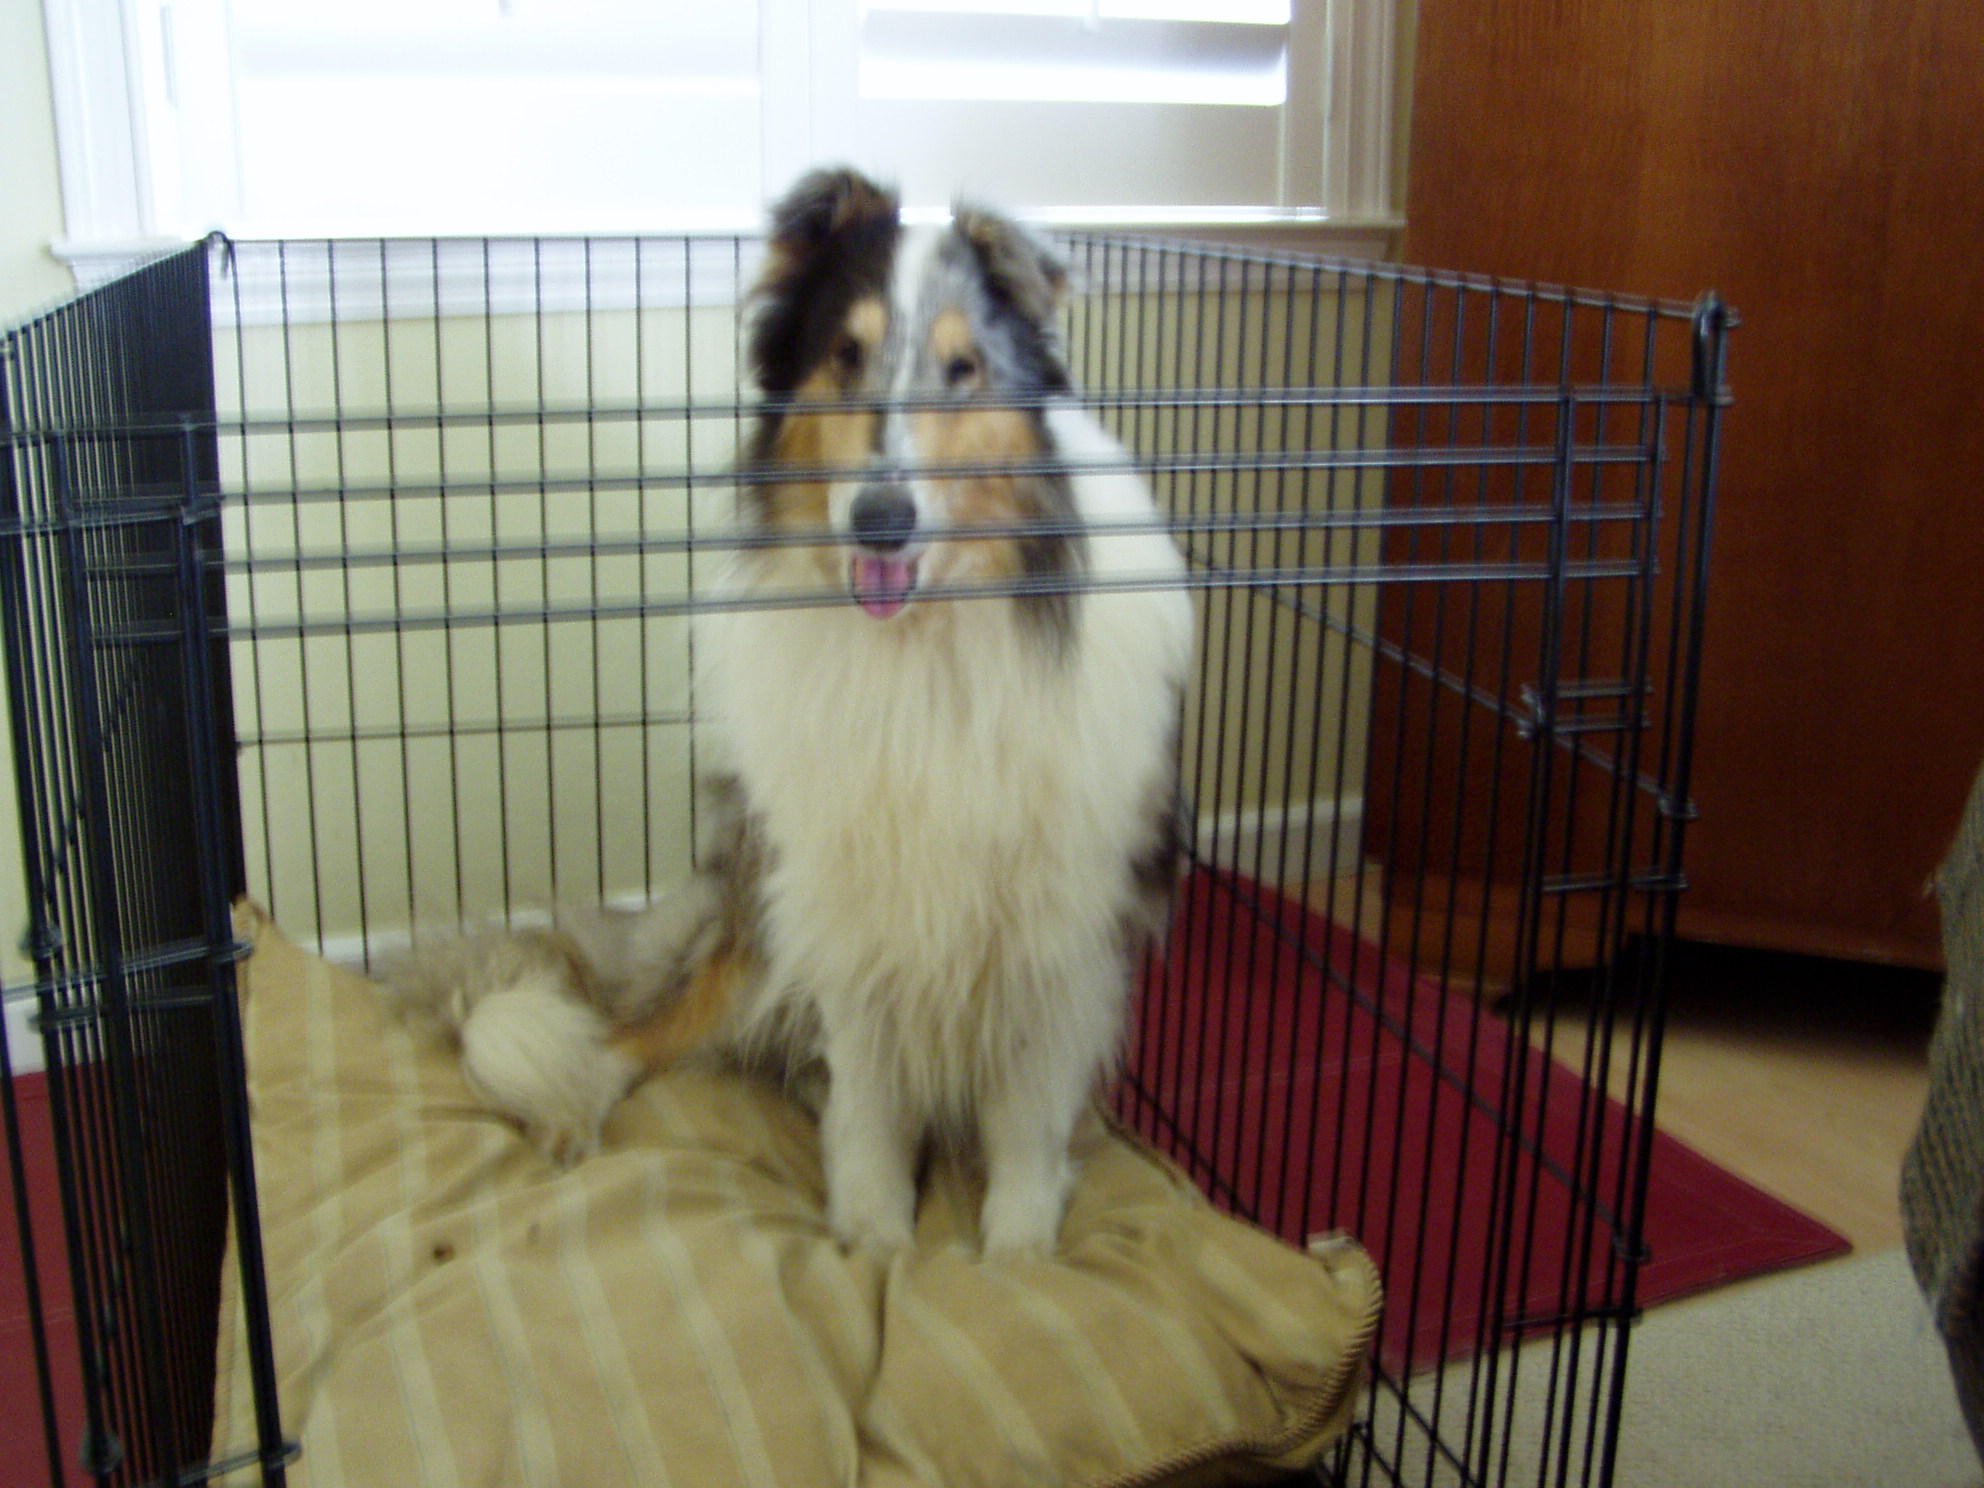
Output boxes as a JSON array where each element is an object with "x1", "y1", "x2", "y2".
[{"x1": 741, "y1": 167, "x2": 1083, "y2": 639}]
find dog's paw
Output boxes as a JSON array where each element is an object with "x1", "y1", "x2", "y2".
[
  {"x1": 527, "y1": 1117, "x2": 605, "y2": 1170},
  {"x1": 826, "y1": 1178, "x2": 917, "y2": 1252},
  {"x1": 979, "y1": 1181, "x2": 1066, "y2": 1258}
]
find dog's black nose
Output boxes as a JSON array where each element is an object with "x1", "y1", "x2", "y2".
[{"x1": 849, "y1": 485, "x2": 917, "y2": 551}]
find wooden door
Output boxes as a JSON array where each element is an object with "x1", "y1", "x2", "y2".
[{"x1": 1387, "y1": 0, "x2": 1984, "y2": 968}]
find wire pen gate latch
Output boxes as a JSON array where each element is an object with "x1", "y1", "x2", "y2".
[{"x1": 1515, "y1": 679, "x2": 1653, "y2": 741}]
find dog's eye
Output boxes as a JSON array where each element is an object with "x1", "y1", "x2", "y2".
[
  {"x1": 833, "y1": 336, "x2": 866, "y2": 381},
  {"x1": 944, "y1": 353, "x2": 980, "y2": 389}
]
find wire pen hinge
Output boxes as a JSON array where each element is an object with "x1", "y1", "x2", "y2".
[
  {"x1": 1516, "y1": 680, "x2": 1651, "y2": 741},
  {"x1": 1691, "y1": 292, "x2": 1734, "y2": 405}
]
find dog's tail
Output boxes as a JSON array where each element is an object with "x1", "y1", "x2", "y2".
[{"x1": 382, "y1": 877, "x2": 729, "y2": 1164}]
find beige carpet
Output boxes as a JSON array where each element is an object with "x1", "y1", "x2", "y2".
[{"x1": 1366, "y1": 1249, "x2": 1981, "y2": 1487}]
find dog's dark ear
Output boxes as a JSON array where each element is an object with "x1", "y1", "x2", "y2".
[
  {"x1": 747, "y1": 168, "x2": 901, "y2": 396},
  {"x1": 954, "y1": 206, "x2": 1068, "y2": 327},
  {"x1": 767, "y1": 168, "x2": 900, "y2": 263}
]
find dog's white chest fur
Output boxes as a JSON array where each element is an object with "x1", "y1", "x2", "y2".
[{"x1": 704, "y1": 406, "x2": 1192, "y2": 1119}]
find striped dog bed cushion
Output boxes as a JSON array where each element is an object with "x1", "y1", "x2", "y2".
[{"x1": 211, "y1": 902, "x2": 1380, "y2": 1487}]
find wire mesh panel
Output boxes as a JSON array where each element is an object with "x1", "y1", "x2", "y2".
[
  {"x1": 0, "y1": 244, "x2": 289, "y2": 1487},
  {"x1": 1062, "y1": 238, "x2": 1730, "y2": 1487},
  {"x1": 1, "y1": 231, "x2": 1730, "y2": 1488}
]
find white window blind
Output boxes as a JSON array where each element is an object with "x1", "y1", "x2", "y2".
[
  {"x1": 44, "y1": 0, "x2": 1396, "y2": 254},
  {"x1": 843, "y1": 0, "x2": 1312, "y2": 215}
]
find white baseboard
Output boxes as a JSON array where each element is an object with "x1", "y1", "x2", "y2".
[
  {"x1": 5, "y1": 994, "x2": 41, "y2": 1076},
  {"x1": 1192, "y1": 795, "x2": 1365, "y2": 883},
  {"x1": 305, "y1": 888, "x2": 665, "y2": 975}
]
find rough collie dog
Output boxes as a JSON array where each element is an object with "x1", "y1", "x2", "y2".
[{"x1": 392, "y1": 168, "x2": 1193, "y2": 1255}]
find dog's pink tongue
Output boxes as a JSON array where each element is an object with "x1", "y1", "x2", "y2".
[{"x1": 851, "y1": 555, "x2": 915, "y2": 619}]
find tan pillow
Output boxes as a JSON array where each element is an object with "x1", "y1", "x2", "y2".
[{"x1": 214, "y1": 901, "x2": 1380, "y2": 1487}]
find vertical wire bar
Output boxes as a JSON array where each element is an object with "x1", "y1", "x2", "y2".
[
  {"x1": 175, "y1": 426, "x2": 292, "y2": 1485},
  {"x1": 1447, "y1": 283, "x2": 1537, "y2": 1479},
  {"x1": 1292, "y1": 260, "x2": 1359, "y2": 1239},
  {"x1": 1174, "y1": 245, "x2": 1238, "y2": 1198},
  {"x1": 1483, "y1": 383, "x2": 1582, "y2": 1488},
  {"x1": 535, "y1": 238, "x2": 559, "y2": 915},
  {"x1": 434, "y1": 240, "x2": 467, "y2": 926},
  {"x1": 1382, "y1": 286, "x2": 1471, "y2": 1464},
  {"x1": 377, "y1": 240, "x2": 420, "y2": 949},
  {"x1": 1581, "y1": 311, "x2": 1678, "y2": 1473},
  {"x1": 1214, "y1": 254, "x2": 1270, "y2": 1215},
  {"x1": 1523, "y1": 300, "x2": 1618, "y2": 1488},
  {"x1": 1571, "y1": 310, "x2": 1670, "y2": 1488},
  {"x1": 42, "y1": 320, "x2": 133, "y2": 1477},
  {"x1": 1211, "y1": 250, "x2": 1267, "y2": 1207},
  {"x1": 272, "y1": 243, "x2": 324, "y2": 936},
  {"x1": 1254, "y1": 260, "x2": 1322, "y2": 1239},
  {"x1": 1141, "y1": 238, "x2": 1183, "y2": 1152},
  {"x1": 1412, "y1": 287, "x2": 1507, "y2": 1482},
  {"x1": 0, "y1": 318, "x2": 79, "y2": 1488},
  {"x1": 1143, "y1": 243, "x2": 1191, "y2": 1155},
  {"x1": 1245, "y1": 259, "x2": 1296, "y2": 1223},
  {"x1": 1450, "y1": 284, "x2": 1540, "y2": 1483},
  {"x1": 587, "y1": 239, "x2": 606, "y2": 902},
  {"x1": 1168, "y1": 246, "x2": 1224, "y2": 1190},
  {"x1": 1595, "y1": 296, "x2": 1730, "y2": 1488},
  {"x1": 42, "y1": 292, "x2": 136, "y2": 1483},
  {"x1": 483, "y1": 240, "x2": 516, "y2": 924},
  {"x1": 1539, "y1": 298, "x2": 1645, "y2": 1488},
  {"x1": 54, "y1": 427, "x2": 185, "y2": 1478},
  {"x1": 683, "y1": 238, "x2": 699, "y2": 872},
  {"x1": 1165, "y1": 241, "x2": 1210, "y2": 1177},
  {"x1": 12, "y1": 354, "x2": 117, "y2": 1485},
  {"x1": 86, "y1": 286, "x2": 187, "y2": 1478},
  {"x1": 635, "y1": 237, "x2": 653, "y2": 897},
  {"x1": 33, "y1": 430, "x2": 134, "y2": 1484},
  {"x1": 325, "y1": 244, "x2": 375, "y2": 962},
  {"x1": 1352, "y1": 271, "x2": 1438, "y2": 1404},
  {"x1": 114, "y1": 301, "x2": 198, "y2": 1468},
  {"x1": 1333, "y1": 265, "x2": 1405, "y2": 1363},
  {"x1": 1491, "y1": 293, "x2": 1595, "y2": 1488}
]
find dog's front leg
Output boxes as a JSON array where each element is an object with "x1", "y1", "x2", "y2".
[
  {"x1": 820, "y1": 1035, "x2": 919, "y2": 1250},
  {"x1": 979, "y1": 1057, "x2": 1089, "y2": 1257}
]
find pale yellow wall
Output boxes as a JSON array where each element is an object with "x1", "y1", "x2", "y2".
[
  {"x1": 1078, "y1": 278, "x2": 1391, "y2": 883},
  {"x1": 1, "y1": 0, "x2": 72, "y2": 1009},
  {"x1": 0, "y1": 0, "x2": 70, "y2": 319},
  {"x1": 217, "y1": 278, "x2": 1389, "y2": 958},
  {"x1": 217, "y1": 304, "x2": 739, "y2": 954}
]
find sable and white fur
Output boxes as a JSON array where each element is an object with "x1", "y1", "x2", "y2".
[{"x1": 389, "y1": 169, "x2": 1193, "y2": 1255}]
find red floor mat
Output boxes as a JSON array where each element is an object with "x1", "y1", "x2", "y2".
[
  {"x1": 1121, "y1": 870, "x2": 1851, "y2": 1375},
  {"x1": 3, "y1": 1073, "x2": 83, "y2": 1488}
]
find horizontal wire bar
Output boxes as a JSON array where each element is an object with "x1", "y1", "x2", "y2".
[
  {"x1": 199, "y1": 442, "x2": 1654, "y2": 514},
  {"x1": 236, "y1": 709, "x2": 693, "y2": 751},
  {"x1": 87, "y1": 558, "x2": 1651, "y2": 645},
  {"x1": 139, "y1": 1438, "x2": 302, "y2": 1488},
  {"x1": 0, "y1": 438, "x2": 1659, "y2": 527},
  {"x1": 1064, "y1": 228, "x2": 1733, "y2": 325},
  {"x1": 1353, "y1": 1381, "x2": 1487, "y2": 1487},
  {"x1": 1259, "y1": 583, "x2": 1695, "y2": 817},
  {"x1": 208, "y1": 502, "x2": 1649, "y2": 575},
  {"x1": 3, "y1": 936, "x2": 251, "y2": 1017},
  {"x1": 2, "y1": 382, "x2": 1690, "y2": 443}
]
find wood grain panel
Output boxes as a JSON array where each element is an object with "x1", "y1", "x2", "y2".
[{"x1": 1392, "y1": 0, "x2": 1984, "y2": 967}]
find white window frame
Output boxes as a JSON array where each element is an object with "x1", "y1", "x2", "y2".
[{"x1": 43, "y1": 0, "x2": 1404, "y2": 288}]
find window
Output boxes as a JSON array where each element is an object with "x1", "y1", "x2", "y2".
[{"x1": 46, "y1": 0, "x2": 1398, "y2": 270}]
